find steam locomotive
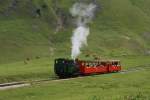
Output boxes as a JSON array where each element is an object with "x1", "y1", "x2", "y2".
[{"x1": 54, "y1": 58, "x2": 121, "y2": 78}]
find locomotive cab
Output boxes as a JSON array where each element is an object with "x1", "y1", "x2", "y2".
[{"x1": 54, "y1": 58, "x2": 79, "y2": 78}]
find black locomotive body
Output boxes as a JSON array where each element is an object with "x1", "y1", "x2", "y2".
[{"x1": 54, "y1": 58, "x2": 79, "y2": 78}]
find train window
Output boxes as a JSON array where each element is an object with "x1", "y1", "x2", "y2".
[
  {"x1": 93, "y1": 64, "x2": 95, "y2": 67},
  {"x1": 55, "y1": 60, "x2": 58, "y2": 64},
  {"x1": 94, "y1": 63, "x2": 98, "y2": 67},
  {"x1": 112, "y1": 62, "x2": 114, "y2": 65},
  {"x1": 82, "y1": 62, "x2": 85, "y2": 66},
  {"x1": 91, "y1": 63, "x2": 96, "y2": 67},
  {"x1": 85, "y1": 62, "x2": 99, "y2": 67},
  {"x1": 86, "y1": 62, "x2": 90, "y2": 67},
  {"x1": 101, "y1": 62, "x2": 106, "y2": 66},
  {"x1": 89, "y1": 62, "x2": 94, "y2": 67},
  {"x1": 88, "y1": 63, "x2": 91, "y2": 67},
  {"x1": 89, "y1": 63, "x2": 92, "y2": 67},
  {"x1": 114, "y1": 62, "x2": 118, "y2": 65},
  {"x1": 91, "y1": 63, "x2": 95, "y2": 67},
  {"x1": 117, "y1": 62, "x2": 120, "y2": 66},
  {"x1": 118, "y1": 62, "x2": 120, "y2": 65},
  {"x1": 97, "y1": 63, "x2": 100, "y2": 67}
]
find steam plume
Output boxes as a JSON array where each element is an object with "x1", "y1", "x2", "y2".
[{"x1": 70, "y1": 2, "x2": 97, "y2": 59}]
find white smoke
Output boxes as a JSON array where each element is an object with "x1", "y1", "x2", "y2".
[{"x1": 70, "y1": 2, "x2": 97, "y2": 59}]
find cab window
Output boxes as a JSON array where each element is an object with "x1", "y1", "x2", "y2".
[
  {"x1": 114, "y1": 62, "x2": 119, "y2": 66},
  {"x1": 101, "y1": 62, "x2": 106, "y2": 66}
]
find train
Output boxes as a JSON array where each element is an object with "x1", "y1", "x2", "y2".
[{"x1": 54, "y1": 58, "x2": 121, "y2": 78}]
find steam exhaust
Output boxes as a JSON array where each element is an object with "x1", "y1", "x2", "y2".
[{"x1": 70, "y1": 2, "x2": 97, "y2": 60}]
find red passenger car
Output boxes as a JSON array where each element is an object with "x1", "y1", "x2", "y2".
[{"x1": 78, "y1": 60, "x2": 121, "y2": 75}]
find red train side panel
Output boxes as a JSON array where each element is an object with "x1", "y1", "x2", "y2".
[
  {"x1": 109, "y1": 65, "x2": 121, "y2": 72},
  {"x1": 78, "y1": 60, "x2": 121, "y2": 75},
  {"x1": 108, "y1": 61, "x2": 121, "y2": 72}
]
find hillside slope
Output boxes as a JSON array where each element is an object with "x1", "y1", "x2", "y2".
[{"x1": 0, "y1": 0, "x2": 150, "y2": 64}]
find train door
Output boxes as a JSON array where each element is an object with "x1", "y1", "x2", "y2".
[
  {"x1": 107, "y1": 62, "x2": 111, "y2": 73},
  {"x1": 100, "y1": 61, "x2": 109, "y2": 73}
]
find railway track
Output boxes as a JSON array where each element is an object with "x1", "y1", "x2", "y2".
[
  {"x1": 120, "y1": 64, "x2": 150, "y2": 74},
  {"x1": 0, "y1": 64, "x2": 150, "y2": 90}
]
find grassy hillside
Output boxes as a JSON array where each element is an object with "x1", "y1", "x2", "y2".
[
  {"x1": 0, "y1": 0, "x2": 72, "y2": 64},
  {"x1": 0, "y1": 0, "x2": 150, "y2": 64}
]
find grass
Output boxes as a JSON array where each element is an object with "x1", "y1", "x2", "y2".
[
  {"x1": 0, "y1": 57, "x2": 54, "y2": 83},
  {"x1": 0, "y1": 64, "x2": 149, "y2": 100}
]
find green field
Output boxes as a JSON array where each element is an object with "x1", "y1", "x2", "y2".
[{"x1": 0, "y1": 0, "x2": 150, "y2": 100}]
